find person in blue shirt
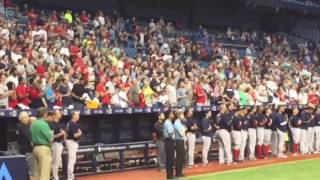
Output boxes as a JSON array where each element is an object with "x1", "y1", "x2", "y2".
[
  {"x1": 201, "y1": 111, "x2": 213, "y2": 166},
  {"x1": 247, "y1": 107, "x2": 258, "y2": 160},
  {"x1": 231, "y1": 108, "x2": 242, "y2": 162},
  {"x1": 276, "y1": 105, "x2": 288, "y2": 158},
  {"x1": 185, "y1": 108, "x2": 198, "y2": 167},
  {"x1": 300, "y1": 108, "x2": 313, "y2": 155},
  {"x1": 270, "y1": 106, "x2": 279, "y2": 157},
  {"x1": 256, "y1": 107, "x2": 266, "y2": 159},
  {"x1": 314, "y1": 108, "x2": 320, "y2": 154},
  {"x1": 174, "y1": 110, "x2": 186, "y2": 178},
  {"x1": 214, "y1": 104, "x2": 233, "y2": 165},
  {"x1": 263, "y1": 107, "x2": 273, "y2": 157},
  {"x1": 239, "y1": 107, "x2": 249, "y2": 162},
  {"x1": 163, "y1": 110, "x2": 176, "y2": 180},
  {"x1": 290, "y1": 107, "x2": 302, "y2": 156},
  {"x1": 307, "y1": 106, "x2": 316, "y2": 154}
]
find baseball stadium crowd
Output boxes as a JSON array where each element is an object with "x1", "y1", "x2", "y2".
[{"x1": 2, "y1": 4, "x2": 320, "y2": 180}]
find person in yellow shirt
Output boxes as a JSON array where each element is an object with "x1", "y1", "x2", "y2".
[
  {"x1": 142, "y1": 80, "x2": 155, "y2": 106},
  {"x1": 107, "y1": 51, "x2": 118, "y2": 67},
  {"x1": 64, "y1": 10, "x2": 73, "y2": 24}
]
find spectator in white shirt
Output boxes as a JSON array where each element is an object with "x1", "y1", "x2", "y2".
[{"x1": 297, "y1": 88, "x2": 308, "y2": 105}]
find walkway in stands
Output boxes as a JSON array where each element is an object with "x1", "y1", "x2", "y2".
[{"x1": 78, "y1": 153, "x2": 320, "y2": 180}]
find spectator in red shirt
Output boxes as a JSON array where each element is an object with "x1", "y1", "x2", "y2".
[
  {"x1": 96, "y1": 77, "x2": 110, "y2": 107},
  {"x1": 29, "y1": 76, "x2": 46, "y2": 109},
  {"x1": 308, "y1": 88, "x2": 319, "y2": 105},
  {"x1": 7, "y1": 81, "x2": 18, "y2": 109},
  {"x1": 16, "y1": 77, "x2": 31, "y2": 108},
  {"x1": 195, "y1": 81, "x2": 206, "y2": 106}
]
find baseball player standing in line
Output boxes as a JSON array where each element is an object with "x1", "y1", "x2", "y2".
[
  {"x1": 201, "y1": 111, "x2": 213, "y2": 166},
  {"x1": 314, "y1": 107, "x2": 320, "y2": 154},
  {"x1": 307, "y1": 106, "x2": 316, "y2": 154},
  {"x1": 173, "y1": 110, "x2": 186, "y2": 178},
  {"x1": 256, "y1": 107, "x2": 266, "y2": 159},
  {"x1": 271, "y1": 106, "x2": 279, "y2": 157},
  {"x1": 231, "y1": 108, "x2": 243, "y2": 163},
  {"x1": 300, "y1": 108, "x2": 312, "y2": 155},
  {"x1": 185, "y1": 108, "x2": 198, "y2": 167},
  {"x1": 248, "y1": 107, "x2": 258, "y2": 160},
  {"x1": 214, "y1": 104, "x2": 233, "y2": 165},
  {"x1": 239, "y1": 108, "x2": 249, "y2": 162},
  {"x1": 290, "y1": 107, "x2": 302, "y2": 156},
  {"x1": 263, "y1": 107, "x2": 273, "y2": 158},
  {"x1": 276, "y1": 105, "x2": 288, "y2": 158}
]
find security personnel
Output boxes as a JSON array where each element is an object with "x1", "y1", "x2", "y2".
[
  {"x1": 263, "y1": 107, "x2": 273, "y2": 157},
  {"x1": 31, "y1": 108, "x2": 54, "y2": 180},
  {"x1": 154, "y1": 113, "x2": 166, "y2": 172},
  {"x1": 66, "y1": 111, "x2": 82, "y2": 180},
  {"x1": 256, "y1": 107, "x2": 266, "y2": 159},
  {"x1": 290, "y1": 108, "x2": 302, "y2": 156},
  {"x1": 248, "y1": 108, "x2": 258, "y2": 160},
  {"x1": 215, "y1": 104, "x2": 232, "y2": 165},
  {"x1": 185, "y1": 108, "x2": 198, "y2": 167},
  {"x1": 174, "y1": 110, "x2": 186, "y2": 178},
  {"x1": 276, "y1": 105, "x2": 288, "y2": 158},
  {"x1": 163, "y1": 110, "x2": 175, "y2": 180},
  {"x1": 50, "y1": 110, "x2": 66, "y2": 180},
  {"x1": 231, "y1": 108, "x2": 242, "y2": 163},
  {"x1": 300, "y1": 108, "x2": 313, "y2": 155},
  {"x1": 314, "y1": 108, "x2": 320, "y2": 153},
  {"x1": 239, "y1": 108, "x2": 249, "y2": 162},
  {"x1": 201, "y1": 111, "x2": 213, "y2": 166}
]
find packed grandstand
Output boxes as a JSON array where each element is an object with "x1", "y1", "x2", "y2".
[
  {"x1": 0, "y1": 3, "x2": 319, "y2": 110},
  {"x1": 1, "y1": 0, "x2": 320, "y2": 179}
]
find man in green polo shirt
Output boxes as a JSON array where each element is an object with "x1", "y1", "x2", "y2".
[{"x1": 31, "y1": 107, "x2": 54, "y2": 180}]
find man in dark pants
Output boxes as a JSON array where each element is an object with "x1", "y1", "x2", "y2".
[
  {"x1": 154, "y1": 113, "x2": 166, "y2": 172},
  {"x1": 163, "y1": 110, "x2": 176, "y2": 180},
  {"x1": 17, "y1": 111, "x2": 36, "y2": 180},
  {"x1": 174, "y1": 110, "x2": 186, "y2": 178}
]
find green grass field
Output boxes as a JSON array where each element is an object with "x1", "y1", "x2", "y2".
[{"x1": 185, "y1": 159, "x2": 320, "y2": 180}]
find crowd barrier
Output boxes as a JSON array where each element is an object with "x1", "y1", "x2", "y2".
[{"x1": 0, "y1": 104, "x2": 310, "y2": 118}]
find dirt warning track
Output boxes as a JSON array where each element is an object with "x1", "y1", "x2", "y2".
[{"x1": 78, "y1": 153, "x2": 320, "y2": 180}]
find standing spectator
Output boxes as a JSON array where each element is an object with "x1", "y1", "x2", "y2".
[
  {"x1": 66, "y1": 111, "x2": 82, "y2": 180},
  {"x1": 176, "y1": 81, "x2": 188, "y2": 107},
  {"x1": 166, "y1": 78, "x2": 177, "y2": 107},
  {"x1": 16, "y1": 77, "x2": 31, "y2": 109},
  {"x1": 50, "y1": 110, "x2": 65, "y2": 180},
  {"x1": 174, "y1": 110, "x2": 186, "y2": 178},
  {"x1": 45, "y1": 77, "x2": 56, "y2": 108},
  {"x1": 29, "y1": 76, "x2": 46, "y2": 109},
  {"x1": 163, "y1": 111, "x2": 175, "y2": 180},
  {"x1": 154, "y1": 113, "x2": 166, "y2": 172},
  {"x1": 71, "y1": 78, "x2": 85, "y2": 109},
  {"x1": 195, "y1": 81, "x2": 206, "y2": 106},
  {"x1": 57, "y1": 77, "x2": 74, "y2": 108},
  {"x1": 31, "y1": 107, "x2": 54, "y2": 180},
  {"x1": 17, "y1": 111, "x2": 36, "y2": 180},
  {"x1": 0, "y1": 74, "x2": 11, "y2": 108},
  {"x1": 201, "y1": 111, "x2": 213, "y2": 166}
]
